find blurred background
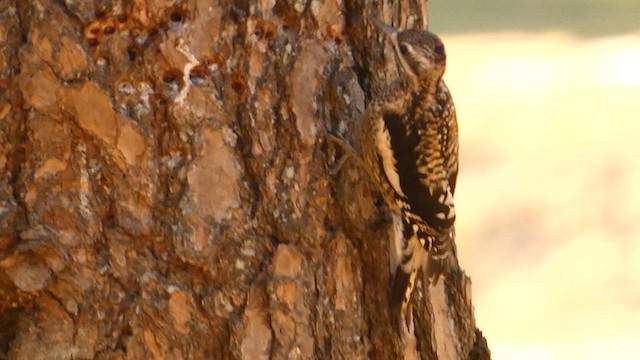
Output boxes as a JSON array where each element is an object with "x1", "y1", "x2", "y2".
[{"x1": 428, "y1": 1, "x2": 640, "y2": 359}]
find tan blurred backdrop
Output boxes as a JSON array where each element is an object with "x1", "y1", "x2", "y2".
[{"x1": 430, "y1": 1, "x2": 640, "y2": 359}]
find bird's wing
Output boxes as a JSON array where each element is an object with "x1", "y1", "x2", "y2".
[
  {"x1": 439, "y1": 82, "x2": 459, "y2": 195},
  {"x1": 377, "y1": 110, "x2": 455, "y2": 237}
]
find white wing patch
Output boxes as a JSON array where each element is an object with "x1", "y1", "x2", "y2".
[{"x1": 375, "y1": 120, "x2": 406, "y2": 197}]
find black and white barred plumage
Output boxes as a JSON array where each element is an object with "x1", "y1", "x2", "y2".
[{"x1": 362, "y1": 16, "x2": 459, "y2": 332}]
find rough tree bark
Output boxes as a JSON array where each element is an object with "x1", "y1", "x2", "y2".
[{"x1": 0, "y1": 0, "x2": 490, "y2": 359}]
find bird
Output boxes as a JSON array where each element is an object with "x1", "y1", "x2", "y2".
[{"x1": 361, "y1": 15, "x2": 459, "y2": 334}]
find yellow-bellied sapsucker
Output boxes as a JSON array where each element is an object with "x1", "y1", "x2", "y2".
[{"x1": 362, "y1": 16, "x2": 459, "y2": 332}]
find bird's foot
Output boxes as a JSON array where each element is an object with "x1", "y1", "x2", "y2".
[{"x1": 324, "y1": 134, "x2": 364, "y2": 176}]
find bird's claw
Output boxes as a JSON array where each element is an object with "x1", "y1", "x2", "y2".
[{"x1": 324, "y1": 134, "x2": 363, "y2": 176}]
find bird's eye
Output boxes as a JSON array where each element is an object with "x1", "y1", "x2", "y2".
[
  {"x1": 434, "y1": 41, "x2": 445, "y2": 57},
  {"x1": 399, "y1": 43, "x2": 411, "y2": 55}
]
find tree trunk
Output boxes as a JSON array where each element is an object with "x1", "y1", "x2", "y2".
[{"x1": 0, "y1": 0, "x2": 490, "y2": 359}]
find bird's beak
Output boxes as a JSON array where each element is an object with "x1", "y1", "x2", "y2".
[{"x1": 369, "y1": 15, "x2": 399, "y2": 40}]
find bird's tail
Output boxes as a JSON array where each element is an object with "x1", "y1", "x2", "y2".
[
  {"x1": 390, "y1": 227, "x2": 455, "y2": 332},
  {"x1": 390, "y1": 264, "x2": 418, "y2": 333},
  {"x1": 426, "y1": 227, "x2": 456, "y2": 282},
  {"x1": 390, "y1": 231, "x2": 425, "y2": 333}
]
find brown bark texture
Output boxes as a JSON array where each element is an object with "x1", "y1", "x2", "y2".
[{"x1": 0, "y1": 0, "x2": 490, "y2": 359}]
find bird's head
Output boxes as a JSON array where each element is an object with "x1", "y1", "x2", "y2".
[{"x1": 370, "y1": 15, "x2": 447, "y2": 85}]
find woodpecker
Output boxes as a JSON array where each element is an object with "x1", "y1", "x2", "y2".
[{"x1": 362, "y1": 16, "x2": 459, "y2": 333}]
